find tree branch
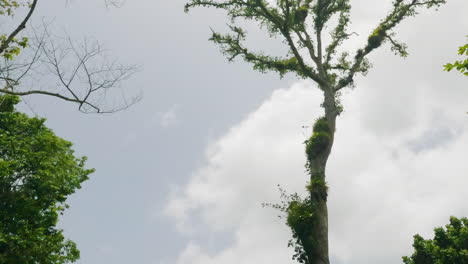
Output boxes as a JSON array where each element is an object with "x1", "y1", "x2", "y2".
[
  {"x1": 0, "y1": 0, "x2": 38, "y2": 55},
  {"x1": 335, "y1": 0, "x2": 446, "y2": 91},
  {"x1": 0, "y1": 24, "x2": 140, "y2": 113}
]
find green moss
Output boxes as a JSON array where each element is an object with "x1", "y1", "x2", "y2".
[
  {"x1": 305, "y1": 132, "x2": 331, "y2": 161},
  {"x1": 312, "y1": 117, "x2": 330, "y2": 133},
  {"x1": 367, "y1": 35, "x2": 384, "y2": 48},
  {"x1": 0, "y1": 94, "x2": 20, "y2": 112},
  {"x1": 293, "y1": 5, "x2": 309, "y2": 24},
  {"x1": 305, "y1": 117, "x2": 331, "y2": 162},
  {"x1": 367, "y1": 26, "x2": 385, "y2": 50},
  {"x1": 306, "y1": 177, "x2": 328, "y2": 201},
  {"x1": 284, "y1": 57, "x2": 298, "y2": 67}
]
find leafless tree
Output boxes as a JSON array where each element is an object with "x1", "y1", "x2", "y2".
[{"x1": 0, "y1": 0, "x2": 139, "y2": 113}]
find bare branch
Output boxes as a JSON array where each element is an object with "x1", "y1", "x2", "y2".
[
  {"x1": 0, "y1": 23, "x2": 140, "y2": 113},
  {"x1": 104, "y1": 0, "x2": 126, "y2": 8}
]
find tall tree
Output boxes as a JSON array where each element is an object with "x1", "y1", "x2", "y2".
[
  {"x1": 0, "y1": 94, "x2": 93, "y2": 263},
  {"x1": 185, "y1": 1, "x2": 447, "y2": 263}
]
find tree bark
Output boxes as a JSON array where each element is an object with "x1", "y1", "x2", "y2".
[{"x1": 304, "y1": 88, "x2": 338, "y2": 264}]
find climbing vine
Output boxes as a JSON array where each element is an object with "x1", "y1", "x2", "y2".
[
  {"x1": 265, "y1": 117, "x2": 331, "y2": 264},
  {"x1": 305, "y1": 117, "x2": 331, "y2": 164},
  {"x1": 264, "y1": 186, "x2": 317, "y2": 264}
]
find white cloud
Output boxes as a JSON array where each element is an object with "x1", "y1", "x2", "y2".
[
  {"x1": 165, "y1": 1, "x2": 468, "y2": 264},
  {"x1": 165, "y1": 76, "x2": 468, "y2": 264},
  {"x1": 165, "y1": 82, "x2": 321, "y2": 234}
]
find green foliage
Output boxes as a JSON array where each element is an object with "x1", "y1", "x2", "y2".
[
  {"x1": 287, "y1": 199, "x2": 315, "y2": 240},
  {"x1": 263, "y1": 186, "x2": 317, "y2": 264},
  {"x1": 362, "y1": 0, "x2": 445, "y2": 56},
  {"x1": 287, "y1": 197, "x2": 315, "y2": 264},
  {"x1": 293, "y1": 4, "x2": 308, "y2": 25},
  {"x1": 186, "y1": 0, "x2": 446, "y2": 90},
  {"x1": 305, "y1": 117, "x2": 331, "y2": 162},
  {"x1": 0, "y1": 0, "x2": 21, "y2": 16},
  {"x1": 306, "y1": 176, "x2": 328, "y2": 201},
  {"x1": 367, "y1": 26, "x2": 386, "y2": 50},
  {"x1": 209, "y1": 25, "x2": 311, "y2": 79},
  {"x1": 0, "y1": 0, "x2": 29, "y2": 60},
  {"x1": 264, "y1": 181, "x2": 328, "y2": 264},
  {"x1": 324, "y1": 1, "x2": 351, "y2": 65},
  {"x1": 312, "y1": 117, "x2": 330, "y2": 133},
  {"x1": 403, "y1": 216, "x2": 468, "y2": 264},
  {"x1": 305, "y1": 132, "x2": 330, "y2": 160},
  {"x1": 0, "y1": 35, "x2": 28, "y2": 60},
  {"x1": 0, "y1": 94, "x2": 20, "y2": 112},
  {"x1": 444, "y1": 36, "x2": 468, "y2": 76},
  {"x1": 0, "y1": 95, "x2": 93, "y2": 264}
]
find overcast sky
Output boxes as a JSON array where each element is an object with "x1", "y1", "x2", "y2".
[{"x1": 12, "y1": 0, "x2": 468, "y2": 264}]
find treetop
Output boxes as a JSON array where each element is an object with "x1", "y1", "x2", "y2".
[{"x1": 185, "y1": 0, "x2": 446, "y2": 91}]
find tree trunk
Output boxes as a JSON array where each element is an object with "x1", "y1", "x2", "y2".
[{"x1": 304, "y1": 89, "x2": 338, "y2": 264}]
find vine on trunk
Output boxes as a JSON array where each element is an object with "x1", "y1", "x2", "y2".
[
  {"x1": 264, "y1": 187, "x2": 318, "y2": 264},
  {"x1": 305, "y1": 117, "x2": 331, "y2": 163},
  {"x1": 287, "y1": 195, "x2": 316, "y2": 264},
  {"x1": 266, "y1": 117, "x2": 331, "y2": 264}
]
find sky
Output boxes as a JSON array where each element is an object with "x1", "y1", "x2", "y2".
[{"x1": 7, "y1": 0, "x2": 468, "y2": 264}]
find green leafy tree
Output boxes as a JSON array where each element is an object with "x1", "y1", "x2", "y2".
[
  {"x1": 185, "y1": 1, "x2": 447, "y2": 263},
  {"x1": 0, "y1": 94, "x2": 94, "y2": 263},
  {"x1": 403, "y1": 216, "x2": 468, "y2": 264},
  {"x1": 444, "y1": 36, "x2": 468, "y2": 76}
]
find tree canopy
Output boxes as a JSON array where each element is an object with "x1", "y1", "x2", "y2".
[
  {"x1": 403, "y1": 216, "x2": 468, "y2": 264},
  {"x1": 0, "y1": 94, "x2": 93, "y2": 263},
  {"x1": 185, "y1": 0, "x2": 446, "y2": 91}
]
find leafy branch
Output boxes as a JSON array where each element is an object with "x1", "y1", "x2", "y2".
[{"x1": 444, "y1": 36, "x2": 468, "y2": 76}]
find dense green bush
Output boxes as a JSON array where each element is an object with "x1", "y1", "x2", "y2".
[{"x1": 403, "y1": 216, "x2": 468, "y2": 264}]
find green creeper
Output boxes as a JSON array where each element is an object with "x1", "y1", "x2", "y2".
[
  {"x1": 0, "y1": 94, "x2": 93, "y2": 264},
  {"x1": 403, "y1": 216, "x2": 468, "y2": 264}
]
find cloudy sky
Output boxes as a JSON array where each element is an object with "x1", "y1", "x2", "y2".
[{"x1": 11, "y1": 0, "x2": 468, "y2": 264}]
